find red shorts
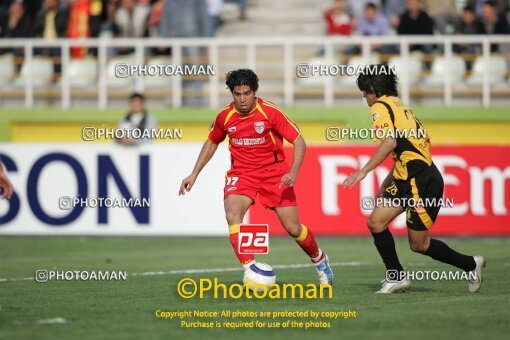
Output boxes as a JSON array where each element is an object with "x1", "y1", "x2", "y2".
[{"x1": 224, "y1": 161, "x2": 297, "y2": 209}]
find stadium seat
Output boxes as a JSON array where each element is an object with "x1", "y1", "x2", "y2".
[
  {"x1": 144, "y1": 57, "x2": 172, "y2": 88},
  {"x1": 387, "y1": 55, "x2": 422, "y2": 85},
  {"x1": 423, "y1": 56, "x2": 466, "y2": 87},
  {"x1": 67, "y1": 57, "x2": 98, "y2": 88},
  {"x1": 14, "y1": 57, "x2": 54, "y2": 87},
  {"x1": 0, "y1": 53, "x2": 15, "y2": 87},
  {"x1": 466, "y1": 55, "x2": 508, "y2": 87},
  {"x1": 336, "y1": 55, "x2": 381, "y2": 87},
  {"x1": 296, "y1": 58, "x2": 336, "y2": 87},
  {"x1": 106, "y1": 56, "x2": 134, "y2": 89}
]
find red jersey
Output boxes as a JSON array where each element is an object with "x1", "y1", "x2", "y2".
[
  {"x1": 208, "y1": 98, "x2": 301, "y2": 171},
  {"x1": 324, "y1": 11, "x2": 352, "y2": 36}
]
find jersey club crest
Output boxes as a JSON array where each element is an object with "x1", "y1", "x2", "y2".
[{"x1": 254, "y1": 121, "x2": 265, "y2": 134}]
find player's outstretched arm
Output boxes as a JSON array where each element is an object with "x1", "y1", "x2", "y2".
[
  {"x1": 343, "y1": 137, "x2": 396, "y2": 189},
  {"x1": 179, "y1": 139, "x2": 219, "y2": 196},
  {"x1": 0, "y1": 163, "x2": 13, "y2": 200},
  {"x1": 279, "y1": 135, "x2": 306, "y2": 189}
]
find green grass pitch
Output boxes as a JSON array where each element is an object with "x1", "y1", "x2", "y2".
[{"x1": 0, "y1": 236, "x2": 508, "y2": 339}]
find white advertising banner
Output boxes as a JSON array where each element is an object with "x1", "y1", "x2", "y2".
[{"x1": 0, "y1": 143, "x2": 232, "y2": 235}]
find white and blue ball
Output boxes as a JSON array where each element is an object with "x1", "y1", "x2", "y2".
[{"x1": 243, "y1": 262, "x2": 276, "y2": 292}]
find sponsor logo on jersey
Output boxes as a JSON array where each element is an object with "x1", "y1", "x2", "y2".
[
  {"x1": 254, "y1": 121, "x2": 265, "y2": 134},
  {"x1": 231, "y1": 137, "x2": 266, "y2": 146},
  {"x1": 228, "y1": 126, "x2": 236, "y2": 133}
]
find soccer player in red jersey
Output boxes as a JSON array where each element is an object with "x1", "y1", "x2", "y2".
[{"x1": 179, "y1": 69, "x2": 333, "y2": 285}]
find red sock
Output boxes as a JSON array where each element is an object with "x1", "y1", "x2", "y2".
[
  {"x1": 229, "y1": 224, "x2": 255, "y2": 267},
  {"x1": 294, "y1": 225, "x2": 324, "y2": 263}
]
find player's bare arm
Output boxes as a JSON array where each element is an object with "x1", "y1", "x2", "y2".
[
  {"x1": 279, "y1": 135, "x2": 306, "y2": 189},
  {"x1": 0, "y1": 163, "x2": 13, "y2": 200},
  {"x1": 343, "y1": 137, "x2": 396, "y2": 189},
  {"x1": 178, "y1": 139, "x2": 219, "y2": 195}
]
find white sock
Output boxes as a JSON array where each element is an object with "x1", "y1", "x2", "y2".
[{"x1": 242, "y1": 260, "x2": 256, "y2": 269}]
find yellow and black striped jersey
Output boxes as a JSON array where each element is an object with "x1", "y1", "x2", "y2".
[{"x1": 370, "y1": 95, "x2": 432, "y2": 180}]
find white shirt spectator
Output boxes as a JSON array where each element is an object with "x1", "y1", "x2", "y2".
[{"x1": 114, "y1": 4, "x2": 150, "y2": 38}]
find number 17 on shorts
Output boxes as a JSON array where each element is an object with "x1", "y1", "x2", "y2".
[{"x1": 238, "y1": 224, "x2": 269, "y2": 254}]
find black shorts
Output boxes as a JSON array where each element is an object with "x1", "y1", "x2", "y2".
[{"x1": 382, "y1": 163, "x2": 444, "y2": 231}]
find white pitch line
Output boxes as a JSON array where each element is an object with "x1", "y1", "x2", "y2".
[
  {"x1": 37, "y1": 317, "x2": 67, "y2": 324},
  {"x1": 0, "y1": 277, "x2": 33, "y2": 282},
  {"x1": 0, "y1": 262, "x2": 364, "y2": 282},
  {"x1": 126, "y1": 262, "x2": 364, "y2": 277}
]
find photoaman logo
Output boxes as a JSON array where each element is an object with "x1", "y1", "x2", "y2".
[{"x1": 177, "y1": 278, "x2": 332, "y2": 299}]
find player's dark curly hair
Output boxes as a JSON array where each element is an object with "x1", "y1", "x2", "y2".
[
  {"x1": 225, "y1": 69, "x2": 259, "y2": 92},
  {"x1": 357, "y1": 64, "x2": 399, "y2": 97}
]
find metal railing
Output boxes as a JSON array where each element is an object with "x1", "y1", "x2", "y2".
[{"x1": 0, "y1": 35, "x2": 509, "y2": 109}]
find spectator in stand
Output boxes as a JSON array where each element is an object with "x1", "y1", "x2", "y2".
[
  {"x1": 470, "y1": 0, "x2": 509, "y2": 17},
  {"x1": 20, "y1": 0, "x2": 43, "y2": 22},
  {"x1": 454, "y1": 5, "x2": 481, "y2": 54},
  {"x1": 424, "y1": 0, "x2": 459, "y2": 34},
  {"x1": 31, "y1": 0, "x2": 70, "y2": 72},
  {"x1": 160, "y1": 0, "x2": 210, "y2": 105},
  {"x1": 321, "y1": 0, "x2": 352, "y2": 55},
  {"x1": 476, "y1": 0, "x2": 510, "y2": 52},
  {"x1": 0, "y1": 1, "x2": 32, "y2": 56},
  {"x1": 382, "y1": 0, "x2": 407, "y2": 28},
  {"x1": 356, "y1": 3, "x2": 391, "y2": 36},
  {"x1": 147, "y1": 0, "x2": 166, "y2": 37},
  {"x1": 113, "y1": 0, "x2": 150, "y2": 55},
  {"x1": 67, "y1": 0, "x2": 91, "y2": 58},
  {"x1": 355, "y1": 3, "x2": 396, "y2": 53},
  {"x1": 89, "y1": 0, "x2": 107, "y2": 39},
  {"x1": 397, "y1": 0, "x2": 435, "y2": 53},
  {"x1": 206, "y1": 0, "x2": 223, "y2": 36},
  {"x1": 477, "y1": 0, "x2": 509, "y2": 34},
  {"x1": 347, "y1": 0, "x2": 381, "y2": 23},
  {"x1": 99, "y1": 0, "x2": 119, "y2": 34},
  {"x1": 32, "y1": 0, "x2": 69, "y2": 40},
  {"x1": 160, "y1": 0, "x2": 210, "y2": 38},
  {"x1": 147, "y1": 0, "x2": 169, "y2": 55},
  {"x1": 238, "y1": 0, "x2": 247, "y2": 20},
  {"x1": 324, "y1": 0, "x2": 352, "y2": 36},
  {"x1": 454, "y1": 5, "x2": 482, "y2": 70}
]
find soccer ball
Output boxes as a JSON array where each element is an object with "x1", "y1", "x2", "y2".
[{"x1": 243, "y1": 262, "x2": 276, "y2": 292}]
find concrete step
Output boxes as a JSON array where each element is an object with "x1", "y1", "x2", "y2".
[
  {"x1": 252, "y1": 0, "x2": 324, "y2": 9},
  {"x1": 218, "y1": 22, "x2": 325, "y2": 36},
  {"x1": 241, "y1": 8, "x2": 322, "y2": 23}
]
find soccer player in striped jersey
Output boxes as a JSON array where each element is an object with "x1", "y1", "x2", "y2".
[
  {"x1": 179, "y1": 69, "x2": 333, "y2": 285},
  {"x1": 344, "y1": 65, "x2": 484, "y2": 293}
]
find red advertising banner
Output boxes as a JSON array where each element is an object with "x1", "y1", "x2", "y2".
[{"x1": 249, "y1": 146, "x2": 510, "y2": 236}]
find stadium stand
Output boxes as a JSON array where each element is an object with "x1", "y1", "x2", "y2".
[{"x1": 0, "y1": 0, "x2": 509, "y2": 107}]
